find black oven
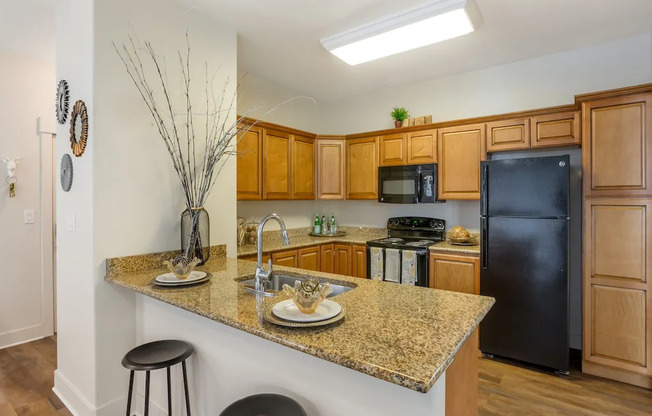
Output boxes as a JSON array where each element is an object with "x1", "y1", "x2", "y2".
[{"x1": 378, "y1": 163, "x2": 443, "y2": 204}]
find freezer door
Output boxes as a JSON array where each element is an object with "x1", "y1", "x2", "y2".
[
  {"x1": 480, "y1": 217, "x2": 569, "y2": 371},
  {"x1": 481, "y1": 155, "x2": 569, "y2": 218}
]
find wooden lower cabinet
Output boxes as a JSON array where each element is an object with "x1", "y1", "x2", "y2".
[
  {"x1": 583, "y1": 198, "x2": 652, "y2": 388},
  {"x1": 320, "y1": 244, "x2": 335, "y2": 273},
  {"x1": 297, "y1": 246, "x2": 320, "y2": 271},
  {"x1": 271, "y1": 250, "x2": 298, "y2": 268},
  {"x1": 239, "y1": 253, "x2": 270, "y2": 264},
  {"x1": 429, "y1": 252, "x2": 480, "y2": 295},
  {"x1": 334, "y1": 244, "x2": 352, "y2": 276},
  {"x1": 351, "y1": 244, "x2": 367, "y2": 278},
  {"x1": 446, "y1": 329, "x2": 479, "y2": 416}
]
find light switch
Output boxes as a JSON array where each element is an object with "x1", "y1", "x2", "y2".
[
  {"x1": 24, "y1": 209, "x2": 35, "y2": 224},
  {"x1": 67, "y1": 212, "x2": 76, "y2": 232}
]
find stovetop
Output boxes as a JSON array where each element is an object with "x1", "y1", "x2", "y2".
[{"x1": 367, "y1": 216, "x2": 446, "y2": 250}]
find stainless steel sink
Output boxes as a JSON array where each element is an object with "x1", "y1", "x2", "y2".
[{"x1": 238, "y1": 273, "x2": 356, "y2": 297}]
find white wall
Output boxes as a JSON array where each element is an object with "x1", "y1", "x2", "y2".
[
  {"x1": 238, "y1": 33, "x2": 652, "y2": 232},
  {"x1": 0, "y1": 52, "x2": 55, "y2": 348},
  {"x1": 54, "y1": 0, "x2": 237, "y2": 414}
]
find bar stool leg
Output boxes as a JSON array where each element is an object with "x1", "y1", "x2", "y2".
[
  {"x1": 167, "y1": 366, "x2": 172, "y2": 416},
  {"x1": 182, "y1": 360, "x2": 191, "y2": 416},
  {"x1": 144, "y1": 371, "x2": 151, "y2": 416},
  {"x1": 125, "y1": 370, "x2": 134, "y2": 416}
]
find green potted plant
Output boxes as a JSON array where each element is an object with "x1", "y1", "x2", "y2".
[{"x1": 390, "y1": 107, "x2": 409, "y2": 128}]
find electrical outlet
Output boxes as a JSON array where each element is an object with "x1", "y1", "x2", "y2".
[{"x1": 24, "y1": 209, "x2": 35, "y2": 224}]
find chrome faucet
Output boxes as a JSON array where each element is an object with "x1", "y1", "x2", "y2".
[{"x1": 255, "y1": 213, "x2": 290, "y2": 293}]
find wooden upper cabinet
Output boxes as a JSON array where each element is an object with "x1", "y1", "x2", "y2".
[
  {"x1": 407, "y1": 129, "x2": 437, "y2": 164},
  {"x1": 351, "y1": 244, "x2": 367, "y2": 278},
  {"x1": 291, "y1": 135, "x2": 315, "y2": 200},
  {"x1": 297, "y1": 246, "x2": 320, "y2": 271},
  {"x1": 437, "y1": 123, "x2": 486, "y2": 200},
  {"x1": 236, "y1": 125, "x2": 262, "y2": 200},
  {"x1": 346, "y1": 137, "x2": 379, "y2": 200},
  {"x1": 486, "y1": 118, "x2": 530, "y2": 152},
  {"x1": 320, "y1": 244, "x2": 335, "y2": 274},
  {"x1": 316, "y1": 138, "x2": 346, "y2": 200},
  {"x1": 582, "y1": 93, "x2": 652, "y2": 197},
  {"x1": 271, "y1": 249, "x2": 298, "y2": 268},
  {"x1": 531, "y1": 111, "x2": 581, "y2": 149},
  {"x1": 334, "y1": 243, "x2": 352, "y2": 275},
  {"x1": 379, "y1": 133, "x2": 407, "y2": 166},
  {"x1": 429, "y1": 252, "x2": 480, "y2": 295},
  {"x1": 263, "y1": 129, "x2": 291, "y2": 200}
]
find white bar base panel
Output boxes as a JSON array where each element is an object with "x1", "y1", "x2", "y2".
[
  {"x1": 133, "y1": 296, "x2": 447, "y2": 416},
  {"x1": 53, "y1": 370, "x2": 126, "y2": 416}
]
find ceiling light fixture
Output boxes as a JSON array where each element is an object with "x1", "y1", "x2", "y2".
[{"x1": 321, "y1": 0, "x2": 483, "y2": 66}]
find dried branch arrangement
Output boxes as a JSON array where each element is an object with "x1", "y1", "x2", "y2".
[{"x1": 114, "y1": 33, "x2": 244, "y2": 210}]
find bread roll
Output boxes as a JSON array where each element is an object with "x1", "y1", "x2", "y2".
[{"x1": 450, "y1": 226, "x2": 471, "y2": 239}]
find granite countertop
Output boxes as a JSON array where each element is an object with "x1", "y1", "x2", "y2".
[
  {"x1": 106, "y1": 250, "x2": 494, "y2": 393},
  {"x1": 238, "y1": 227, "x2": 481, "y2": 257}
]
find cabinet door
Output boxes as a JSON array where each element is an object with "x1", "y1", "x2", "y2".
[
  {"x1": 271, "y1": 249, "x2": 298, "y2": 268},
  {"x1": 582, "y1": 93, "x2": 652, "y2": 197},
  {"x1": 263, "y1": 129, "x2": 291, "y2": 200},
  {"x1": 437, "y1": 124, "x2": 486, "y2": 200},
  {"x1": 350, "y1": 245, "x2": 367, "y2": 278},
  {"x1": 407, "y1": 129, "x2": 437, "y2": 164},
  {"x1": 320, "y1": 244, "x2": 335, "y2": 273},
  {"x1": 531, "y1": 111, "x2": 580, "y2": 149},
  {"x1": 236, "y1": 125, "x2": 262, "y2": 200},
  {"x1": 379, "y1": 133, "x2": 407, "y2": 166},
  {"x1": 429, "y1": 252, "x2": 480, "y2": 295},
  {"x1": 486, "y1": 118, "x2": 530, "y2": 153},
  {"x1": 297, "y1": 246, "x2": 320, "y2": 271},
  {"x1": 334, "y1": 244, "x2": 352, "y2": 275},
  {"x1": 346, "y1": 137, "x2": 379, "y2": 200},
  {"x1": 316, "y1": 138, "x2": 346, "y2": 200},
  {"x1": 583, "y1": 198, "x2": 652, "y2": 385},
  {"x1": 291, "y1": 135, "x2": 315, "y2": 200}
]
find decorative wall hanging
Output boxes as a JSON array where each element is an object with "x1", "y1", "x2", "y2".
[
  {"x1": 69, "y1": 100, "x2": 88, "y2": 157},
  {"x1": 60, "y1": 154, "x2": 73, "y2": 192},
  {"x1": 1, "y1": 157, "x2": 21, "y2": 198},
  {"x1": 56, "y1": 80, "x2": 70, "y2": 124}
]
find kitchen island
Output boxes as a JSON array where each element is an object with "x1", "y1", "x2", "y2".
[{"x1": 107, "y1": 247, "x2": 493, "y2": 415}]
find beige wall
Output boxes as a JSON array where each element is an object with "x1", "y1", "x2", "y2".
[{"x1": 0, "y1": 52, "x2": 55, "y2": 348}]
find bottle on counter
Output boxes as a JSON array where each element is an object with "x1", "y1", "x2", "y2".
[
  {"x1": 330, "y1": 214, "x2": 337, "y2": 234},
  {"x1": 314, "y1": 214, "x2": 321, "y2": 234},
  {"x1": 321, "y1": 215, "x2": 328, "y2": 234}
]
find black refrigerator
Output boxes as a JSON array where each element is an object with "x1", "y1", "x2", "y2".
[{"x1": 480, "y1": 155, "x2": 570, "y2": 372}]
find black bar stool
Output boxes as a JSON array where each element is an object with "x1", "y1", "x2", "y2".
[
  {"x1": 122, "y1": 339, "x2": 194, "y2": 416},
  {"x1": 219, "y1": 393, "x2": 307, "y2": 416}
]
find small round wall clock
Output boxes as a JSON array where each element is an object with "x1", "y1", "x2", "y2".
[
  {"x1": 60, "y1": 153, "x2": 73, "y2": 192},
  {"x1": 56, "y1": 80, "x2": 70, "y2": 125},
  {"x1": 69, "y1": 100, "x2": 89, "y2": 157}
]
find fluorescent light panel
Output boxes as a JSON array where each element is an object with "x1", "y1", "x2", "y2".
[{"x1": 321, "y1": 0, "x2": 482, "y2": 65}]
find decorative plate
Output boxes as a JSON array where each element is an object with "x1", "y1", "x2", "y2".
[
  {"x1": 263, "y1": 303, "x2": 346, "y2": 328},
  {"x1": 154, "y1": 271, "x2": 211, "y2": 287},
  {"x1": 308, "y1": 231, "x2": 347, "y2": 237},
  {"x1": 70, "y1": 100, "x2": 89, "y2": 157},
  {"x1": 56, "y1": 80, "x2": 70, "y2": 124},
  {"x1": 272, "y1": 299, "x2": 342, "y2": 323},
  {"x1": 60, "y1": 154, "x2": 73, "y2": 192}
]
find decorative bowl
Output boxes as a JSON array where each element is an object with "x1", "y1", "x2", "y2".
[
  {"x1": 163, "y1": 255, "x2": 200, "y2": 280},
  {"x1": 282, "y1": 279, "x2": 332, "y2": 314}
]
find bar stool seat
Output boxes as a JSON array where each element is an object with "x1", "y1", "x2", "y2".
[
  {"x1": 219, "y1": 393, "x2": 307, "y2": 416},
  {"x1": 122, "y1": 339, "x2": 193, "y2": 416}
]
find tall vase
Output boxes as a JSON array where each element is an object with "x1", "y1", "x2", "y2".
[{"x1": 181, "y1": 207, "x2": 210, "y2": 265}]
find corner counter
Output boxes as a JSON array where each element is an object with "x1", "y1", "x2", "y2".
[{"x1": 106, "y1": 248, "x2": 493, "y2": 415}]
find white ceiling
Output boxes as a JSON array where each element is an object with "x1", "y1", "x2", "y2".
[{"x1": 4, "y1": 1, "x2": 652, "y2": 102}]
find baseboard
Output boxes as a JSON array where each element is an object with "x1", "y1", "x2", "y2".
[
  {"x1": 54, "y1": 370, "x2": 129, "y2": 416},
  {"x1": 0, "y1": 324, "x2": 52, "y2": 350}
]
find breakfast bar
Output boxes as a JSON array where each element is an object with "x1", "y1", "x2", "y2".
[{"x1": 106, "y1": 248, "x2": 494, "y2": 415}]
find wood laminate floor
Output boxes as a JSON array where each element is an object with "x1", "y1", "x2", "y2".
[
  {"x1": 1, "y1": 337, "x2": 651, "y2": 415},
  {"x1": 0, "y1": 336, "x2": 71, "y2": 415}
]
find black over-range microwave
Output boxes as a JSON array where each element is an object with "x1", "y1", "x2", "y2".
[{"x1": 378, "y1": 163, "x2": 444, "y2": 204}]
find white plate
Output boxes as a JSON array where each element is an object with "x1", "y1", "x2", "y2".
[
  {"x1": 272, "y1": 299, "x2": 342, "y2": 323},
  {"x1": 155, "y1": 271, "x2": 207, "y2": 285}
]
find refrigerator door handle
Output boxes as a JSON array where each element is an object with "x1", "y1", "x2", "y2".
[
  {"x1": 481, "y1": 217, "x2": 488, "y2": 269},
  {"x1": 481, "y1": 164, "x2": 488, "y2": 216}
]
